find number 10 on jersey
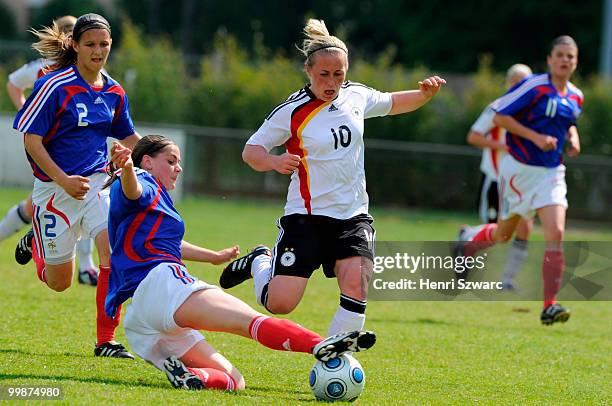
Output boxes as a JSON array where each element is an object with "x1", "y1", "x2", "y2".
[{"x1": 331, "y1": 125, "x2": 352, "y2": 149}]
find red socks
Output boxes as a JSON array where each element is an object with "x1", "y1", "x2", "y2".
[
  {"x1": 464, "y1": 223, "x2": 497, "y2": 257},
  {"x1": 184, "y1": 315, "x2": 325, "y2": 391},
  {"x1": 96, "y1": 265, "x2": 121, "y2": 346},
  {"x1": 31, "y1": 236, "x2": 47, "y2": 283},
  {"x1": 188, "y1": 368, "x2": 237, "y2": 391},
  {"x1": 543, "y1": 249, "x2": 564, "y2": 308},
  {"x1": 248, "y1": 316, "x2": 323, "y2": 354}
]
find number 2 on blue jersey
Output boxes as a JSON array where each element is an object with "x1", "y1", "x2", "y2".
[{"x1": 76, "y1": 103, "x2": 88, "y2": 127}]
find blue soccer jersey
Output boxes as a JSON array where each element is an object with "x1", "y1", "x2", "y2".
[
  {"x1": 13, "y1": 65, "x2": 135, "y2": 181},
  {"x1": 491, "y1": 73, "x2": 583, "y2": 168},
  {"x1": 106, "y1": 170, "x2": 185, "y2": 317}
]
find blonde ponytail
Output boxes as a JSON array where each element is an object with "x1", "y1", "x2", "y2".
[
  {"x1": 30, "y1": 22, "x2": 76, "y2": 70},
  {"x1": 298, "y1": 19, "x2": 348, "y2": 66}
]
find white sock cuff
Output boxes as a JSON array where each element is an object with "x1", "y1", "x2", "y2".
[{"x1": 327, "y1": 306, "x2": 366, "y2": 336}]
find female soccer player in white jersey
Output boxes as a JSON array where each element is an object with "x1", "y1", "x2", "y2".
[
  {"x1": 106, "y1": 135, "x2": 375, "y2": 390},
  {"x1": 219, "y1": 19, "x2": 445, "y2": 336},
  {"x1": 12, "y1": 13, "x2": 141, "y2": 357},
  {"x1": 457, "y1": 36, "x2": 582, "y2": 325},
  {"x1": 466, "y1": 64, "x2": 534, "y2": 291},
  {"x1": 1, "y1": 15, "x2": 99, "y2": 286}
]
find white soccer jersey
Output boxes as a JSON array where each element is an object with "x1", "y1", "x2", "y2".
[
  {"x1": 470, "y1": 105, "x2": 507, "y2": 179},
  {"x1": 8, "y1": 58, "x2": 50, "y2": 89},
  {"x1": 248, "y1": 82, "x2": 393, "y2": 219}
]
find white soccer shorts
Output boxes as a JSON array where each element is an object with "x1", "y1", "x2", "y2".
[
  {"x1": 498, "y1": 155, "x2": 568, "y2": 221},
  {"x1": 31, "y1": 172, "x2": 110, "y2": 265},
  {"x1": 123, "y1": 262, "x2": 217, "y2": 370}
]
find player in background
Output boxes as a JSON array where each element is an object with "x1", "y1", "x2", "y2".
[
  {"x1": 219, "y1": 19, "x2": 445, "y2": 336},
  {"x1": 13, "y1": 13, "x2": 140, "y2": 357},
  {"x1": 106, "y1": 135, "x2": 376, "y2": 390},
  {"x1": 457, "y1": 36, "x2": 582, "y2": 325},
  {"x1": 466, "y1": 64, "x2": 533, "y2": 291},
  {"x1": 0, "y1": 15, "x2": 99, "y2": 286}
]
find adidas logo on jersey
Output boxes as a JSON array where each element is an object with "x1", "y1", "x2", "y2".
[
  {"x1": 328, "y1": 104, "x2": 338, "y2": 112},
  {"x1": 94, "y1": 97, "x2": 104, "y2": 104}
]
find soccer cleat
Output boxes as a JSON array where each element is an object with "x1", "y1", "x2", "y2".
[
  {"x1": 312, "y1": 331, "x2": 377, "y2": 362},
  {"x1": 501, "y1": 280, "x2": 522, "y2": 294},
  {"x1": 540, "y1": 303, "x2": 571, "y2": 325},
  {"x1": 15, "y1": 228, "x2": 34, "y2": 265},
  {"x1": 163, "y1": 356, "x2": 205, "y2": 390},
  {"x1": 78, "y1": 268, "x2": 99, "y2": 286},
  {"x1": 219, "y1": 245, "x2": 271, "y2": 289},
  {"x1": 94, "y1": 341, "x2": 135, "y2": 359},
  {"x1": 451, "y1": 227, "x2": 469, "y2": 281}
]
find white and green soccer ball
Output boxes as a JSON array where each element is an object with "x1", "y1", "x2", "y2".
[{"x1": 309, "y1": 354, "x2": 365, "y2": 402}]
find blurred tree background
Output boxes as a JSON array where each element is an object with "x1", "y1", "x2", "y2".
[
  {"x1": 116, "y1": 0, "x2": 603, "y2": 75},
  {"x1": 0, "y1": 0, "x2": 609, "y2": 155},
  {"x1": 5, "y1": 0, "x2": 602, "y2": 74}
]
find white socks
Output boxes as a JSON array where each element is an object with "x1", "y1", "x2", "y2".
[
  {"x1": 502, "y1": 239, "x2": 528, "y2": 286},
  {"x1": 252, "y1": 254, "x2": 272, "y2": 306},
  {"x1": 76, "y1": 238, "x2": 96, "y2": 271},
  {"x1": 327, "y1": 306, "x2": 366, "y2": 336},
  {"x1": 0, "y1": 204, "x2": 31, "y2": 241}
]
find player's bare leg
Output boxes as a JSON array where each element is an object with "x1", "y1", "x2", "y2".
[
  {"x1": 266, "y1": 276, "x2": 309, "y2": 314},
  {"x1": 492, "y1": 215, "x2": 522, "y2": 243},
  {"x1": 174, "y1": 287, "x2": 374, "y2": 360},
  {"x1": 44, "y1": 261, "x2": 75, "y2": 292}
]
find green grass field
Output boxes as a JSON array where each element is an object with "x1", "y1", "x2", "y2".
[{"x1": 0, "y1": 188, "x2": 610, "y2": 404}]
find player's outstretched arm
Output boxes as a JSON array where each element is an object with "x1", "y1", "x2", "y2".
[
  {"x1": 180, "y1": 241, "x2": 240, "y2": 264},
  {"x1": 110, "y1": 141, "x2": 142, "y2": 200},
  {"x1": 388, "y1": 75, "x2": 446, "y2": 115},
  {"x1": 243, "y1": 144, "x2": 301, "y2": 175}
]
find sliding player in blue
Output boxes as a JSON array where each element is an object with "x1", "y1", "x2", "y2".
[{"x1": 106, "y1": 135, "x2": 376, "y2": 390}]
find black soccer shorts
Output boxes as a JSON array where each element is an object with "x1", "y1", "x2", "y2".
[{"x1": 271, "y1": 213, "x2": 375, "y2": 279}]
